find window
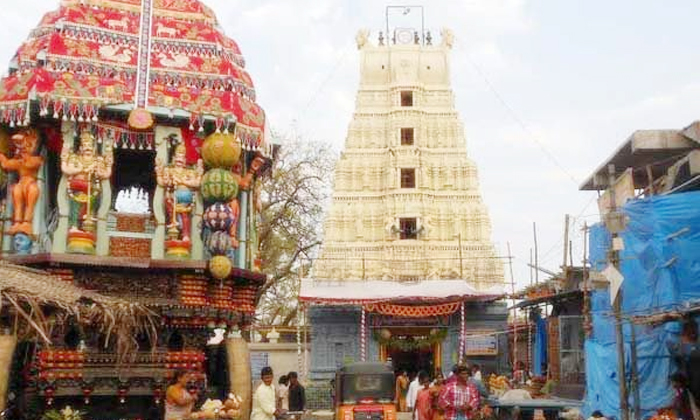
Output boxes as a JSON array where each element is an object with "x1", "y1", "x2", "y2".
[
  {"x1": 113, "y1": 149, "x2": 156, "y2": 211},
  {"x1": 400, "y1": 218, "x2": 417, "y2": 240},
  {"x1": 400, "y1": 90, "x2": 413, "y2": 107},
  {"x1": 401, "y1": 168, "x2": 416, "y2": 188},
  {"x1": 401, "y1": 128, "x2": 414, "y2": 145}
]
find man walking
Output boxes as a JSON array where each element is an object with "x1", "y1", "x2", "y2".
[
  {"x1": 438, "y1": 365, "x2": 480, "y2": 420},
  {"x1": 288, "y1": 371, "x2": 306, "y2": 412},
  {"x1": 407, "y1": 372, "x2": 422, "y2": 413}
]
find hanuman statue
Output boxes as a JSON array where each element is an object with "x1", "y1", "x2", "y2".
[
  {"x1": 0, "y1": 130, "x2": 44, "y2": 236},
  {"x1": 61, "y1": 129, "x2": 113, "y2": 233},
  {"x1": 155, "y1": 143, "x2": 204, "y2": 243}
]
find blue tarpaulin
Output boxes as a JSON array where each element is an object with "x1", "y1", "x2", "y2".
[
  {"x1": 533, "y1": 314, "x2": 547, "y2": 376},
  {"x1": 584, "y1": 191, "x2": 700, "y2": 419}
]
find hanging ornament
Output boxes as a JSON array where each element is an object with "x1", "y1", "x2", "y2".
[
  {"x1": 201, "y1": 169, "x2": 238, "y2": 203},
  {"x1": 201, "y1": 132, "x2": 241, "y2": 169},
  {"x1": 207, "y1": 230, "x2": 232, "y2": 255},
  {"x1": 209, "y1": 255, "x2": 232, "y2": 280},
  {"x1": 203, "y1": 203, "x2": 234, "y2": 232},
  {"x1": 128, "y1": 108, "x2": 154, "y2": 130}
]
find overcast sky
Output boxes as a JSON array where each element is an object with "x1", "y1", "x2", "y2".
[{"x1": 2, "y1": 1, "x2": 700, "y2": 288}]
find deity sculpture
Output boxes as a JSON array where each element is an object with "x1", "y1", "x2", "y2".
[
  {"x1": 441, "y1": 28, "x2": 454, "y2": 49},
  {"x1": 355, "y1": 29, "x2": 369, "y2": 49},
  {"x1": 61, "y1": 129, "x2": 113, "y2": 235},
  {"x1": 0, "y1": 129, "x2": 44, "y2": 236},
  {"x1": 155, "y1": 143, "x2": 204, "y2": 246}
]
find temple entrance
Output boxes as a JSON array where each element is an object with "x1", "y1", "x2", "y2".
[
  {"x1": 388, "y1": 346, "x2": 435, "y2": 377},
  {"x1": 378, "y1": 327, "x2": 444, "y2": 377}
]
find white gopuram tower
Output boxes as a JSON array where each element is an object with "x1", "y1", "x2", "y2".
[{"x1": 312, "y1": 28, "x2": 504, "y2": 290}]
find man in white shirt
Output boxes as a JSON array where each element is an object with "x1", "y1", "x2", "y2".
[
  {"x1": 406, "y1": 372, "x2": 421, "y2": 414},
  {"x1": 252, "y1": 366, "x2": 278, "y2": 420}
]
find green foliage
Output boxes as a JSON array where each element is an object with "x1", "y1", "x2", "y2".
[
  {"x1": 372, "y1": 329, "x2": 448, "y2": 351},
  {"x1": 41, "y1": 406, "x2": 84, "y2": 420}
]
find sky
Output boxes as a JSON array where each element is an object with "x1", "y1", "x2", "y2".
[{"x1": 2, "y1": 1, "x2": 700, "y2": 288}]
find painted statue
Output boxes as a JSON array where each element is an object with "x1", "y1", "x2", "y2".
[
  {"x1": 155, "y1": 143, "x2": 204, "y2": 244},
  {"x1": 0, "y1": 129, "x2": 44, "y2": 235},
  {"x1": 61, "y1": 129, "x2": 113, "y2": 233}
]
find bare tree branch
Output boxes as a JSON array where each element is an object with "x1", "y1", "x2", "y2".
[{"x1": 256, "y1": 132, "x2": 336, "y2": 327}]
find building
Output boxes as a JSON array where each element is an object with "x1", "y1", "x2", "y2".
[
  {"x1": 511, "y1": 267, "x2": 588, "y2": 400},
  {"x1": 579, "y1": 120, "x2": 700, "y2": 419},
  {"x1": 0, "y1": 0, "x2": 271, "y2": 417},
  {"x1": 300, "y1": 28, "x2": 508, "y2": 402}
]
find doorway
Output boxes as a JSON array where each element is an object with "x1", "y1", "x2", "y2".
[{"x1": 388, "y1": 346, "x2": 434, "y2": 377}]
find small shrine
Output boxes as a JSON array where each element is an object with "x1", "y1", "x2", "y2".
[{"x1": 0, "y1": 0, "x2": 271, "y2": 418}]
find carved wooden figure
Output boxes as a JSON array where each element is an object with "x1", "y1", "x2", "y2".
[{"x1": 0, "y1": 129, "x2": 43, "y2": 236}]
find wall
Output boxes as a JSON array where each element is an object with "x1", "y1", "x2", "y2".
[
  {"x1": 308, "y1": 306, "x2": 360, "y2": 381},
  {"x1": 248, "y1": 342, "x2": 309, "y2": 386}
]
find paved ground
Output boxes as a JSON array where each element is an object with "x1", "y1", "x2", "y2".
[{"x1": 307, "y1": 411, "x2": 413, "y2": 420}]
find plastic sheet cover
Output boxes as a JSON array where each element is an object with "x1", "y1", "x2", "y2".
[{"x1": 584, "y1": 192, "x2": 700, "y2": 419}]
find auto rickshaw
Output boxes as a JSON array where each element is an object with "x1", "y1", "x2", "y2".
[{"x1": 334, "y1": 362, "x2": 396, "y2": 420}]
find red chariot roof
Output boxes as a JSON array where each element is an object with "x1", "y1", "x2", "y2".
[{"x1": 0, "y1": 0, "x2": 265, "y2": 143}]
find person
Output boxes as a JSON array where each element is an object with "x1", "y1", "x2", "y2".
[
  {"x1": 396, "y1": 371, "x2": 410, "y2": 411},
  {"x1": 670, "y1": 373, "x2": 694, "y2": 420},
  {"x1": 446, "y1": 365, "x2": 459, "y2": 385},
  {"x1": 277, "y1": 375, "x2": 289, "y2": 411},
  {"x1": 414, "y1": 372, "x2": 433, "y2": 420},
  {"x1": 670, "y1": 320, "x2": 700, "y2": 418},
  {"x1": 165, "y1": 370, "x2": 195, "y2": 420},
  {"x1": 438, "y1": 365, "x2": 480, "y2": 420},
  {"x1": 470, "y1": 365, "x2": 482, "y2": 382},
  {"x1": 586, "y1": 411, "x2": 607, "y2": 420},
  {"x1": 330, "y1": 378, "x2": 336, "y2": 406},
  {"x1": 468, "y1": 373, "x2": 488, "y2": 399},
  {"x1": 288, "y1": 371, "x2": 306, "y2": 412},
  {"x1": 252, "y1": 367, "x2": 279, "y2": 420},
  {"x1": 430, "y1": 372, "x2": 446, "y2": 420},
  {"x1": 513, "y1": 361, "x2": 529, "y2": 387},
  {"x1": 407, "y1": 372, "x2": 422, "y2": 413}
]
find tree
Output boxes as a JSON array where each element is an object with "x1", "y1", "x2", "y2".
[{"x1": 255, "y1": 133, "x2": 336, "y2": 326}]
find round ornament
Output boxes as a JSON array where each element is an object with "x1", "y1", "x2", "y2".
[
  {"x1": 201, "y1": 132, "x2": 241, "y2": 169},
  {"x1": 201, "y1": 169, "x2": 238, "y2": 203},
  {"x1": 203, "y1": 203, "x2": 234, "y2": 231},
  {"x1": 379, "y1": 329, "x2": 392, "y2": 340},
  {"x1": 207, "y1": 231, "x2": 231, "y2": 255},
  {"x1": 209, "y1": 255, "x2": 232, "y2": 280},
  {"x1": 127, "y1": 108, "x2": 155, "y2": 130}
]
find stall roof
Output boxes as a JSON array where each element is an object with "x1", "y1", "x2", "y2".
[
  {"x1": 580, "y1": 126, "x2": 700, "y2": 191},
  {"x1": 299, "y1": 278, "x2": 504, "y2": 305},
  {"x1": 510, "y1": 290, "x2": 583, "y2": 309}
]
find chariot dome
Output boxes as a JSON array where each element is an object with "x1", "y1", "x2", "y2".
[{"x1": 0, "y1": 0, "x2": 265, "y2": 149}]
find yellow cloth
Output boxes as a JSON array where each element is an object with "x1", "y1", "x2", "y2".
[{"x1": 251, "y1": 383, "x2": 276, "y2": 420}]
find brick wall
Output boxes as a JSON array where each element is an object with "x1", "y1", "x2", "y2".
[
  {"x1": 109, "y1": 237, "x2": 151, "y2": 258},
  {"x1": 547, "y1": 317, "x2": 560, "y2": 381}
]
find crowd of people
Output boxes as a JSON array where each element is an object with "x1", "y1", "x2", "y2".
[{"x1": 396, "y1": 364, "x2": 487, "y2": 420}]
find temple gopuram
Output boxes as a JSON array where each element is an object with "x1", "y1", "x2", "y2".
[
  {"x1": 0, "y1": 0, "x2": 271, "y2": 418},
  {"x1": 300, "y1": 27, "x2": 508, "y2": 403}
]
